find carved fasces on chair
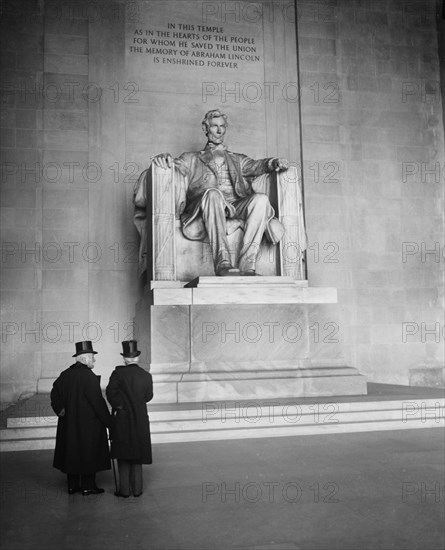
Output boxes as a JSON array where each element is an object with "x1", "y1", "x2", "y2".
[
  {"x1": 133, "y1": 164, "x2": 187, "y2": 280},
  {"x1": 277, "y1": 166, "x2": 307, "y2": 280},
  {"x1": 251, "y1": 167, "x2": 307, "y2": 279},
  {"x1": 152, "y1": 164, "x2": 176, "y2": 280}
]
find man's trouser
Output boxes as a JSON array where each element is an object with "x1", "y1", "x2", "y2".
[{"x1": 117, "y1": 459, "x2": 143, "y2": 496}]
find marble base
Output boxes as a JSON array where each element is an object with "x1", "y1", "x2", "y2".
[
  {"x1": 409, "y1": 366, "x2": 445, "y2": 388},
  {"x1": 152, "y1": 366, "x2": 366, "y2": 403},
  {"x1": 151, "y1": 277, "x2": 337, "y2": 305},
  {"x1": 134, "y1": 280, "x2": 368, "y2": 404}
]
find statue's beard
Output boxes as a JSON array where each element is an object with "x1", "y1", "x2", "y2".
[{"x1": 207, "y1": 134, "x2": 225, "y2": 145}]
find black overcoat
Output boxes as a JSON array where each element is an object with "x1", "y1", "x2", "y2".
[
  {"x1": 51, "y1": 362, "x2": 111, "y2": 474},
  {"x1": 106, "y1": 364, "x2": 153, "y2": 463}
]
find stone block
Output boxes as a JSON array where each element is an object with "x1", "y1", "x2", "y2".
[
  {"x1": 42, "y1": 290, "x2": 88, "y2": 312},
  {"x1": 15, "y1": 109, "x2": 37, "y2": 129},
  {"x1": 191, "y1": 304, "x2": 310, "y2": 364},
  {"x1": 1, "y1": 223, "x2": 40, "y2": 255},
  {"x1": 44, "y1": 54, "x2": 88, "y2": 75},
  {"x1": 45, "y1": 34, "x2": 88, "y2": 55},
  {"x1": 1, "y1": 49, "x2": 17, "y2": 70},
  {"x1": 1, "y1": 128, "x2": 15, "y2": 147},
  {"x1": 42, "y1": 269, "x2": 87, "y2": 290},
  {"x1": 42, "y1": 189, "x2": 88, "y2": 209},
  {"x1": 149, "y1": 305, "x2": 190, "y2": 365},
  {"x1": 44, "y1": 18, "x2": 88, "y2": 37},
  {"x1": 42, "y1": 73, "x2": 89, "y2": 111},
  {"x1": 304, "y1": 125, "x2": 340, "y2": 142},
  {"x1": 0, "y1": 147, "x2": 39, "y2": 167},
  {"x1": 1, "y1": 207, "x2": 15, "y2": 226},
  {"x1": 0, "y1": 269, "x2": 38, "y2": 290},
  {"x1": 43, "y1": 110, "x2": 88, "y2": 131},
  {"x1": 1, "y1": 289, "x2": 41, "y2": 311},
  {"x1": 16, "y1": 129, "x2": 36, "y2": 148},
  {"x1": 176, "y1": 367, "x2": 367, "y2": 403},
  {"x1": 39, "y1": 351, "x2": 74, "y2": 379},
  {"x1": 17, "y1": 52, "x2": 43, "y2": 72},
  {"x1": 0, "y1": 109, "x2": 16, "y2": 129},
  {"x1": 42, "y1": 209, "x2": 85, "y2": 231},
  {"x1": 40, "y1": 130, "x2": 89, "y2": 152}
]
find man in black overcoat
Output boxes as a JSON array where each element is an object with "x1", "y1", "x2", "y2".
[
  {"x1": 51, "y1": 341, "x2": 111, "y2": 495},
  {"x1": 106, "y1": 340, "x2": 153, "y2": 498}
]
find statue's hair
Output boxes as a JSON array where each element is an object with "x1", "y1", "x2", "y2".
[{"x1": 202, "y1": 109, "x2": 228, "y2": 132}]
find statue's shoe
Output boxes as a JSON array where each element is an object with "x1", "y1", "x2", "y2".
[
  {"x1": 240, "y1": 269, "x2": 260, "y2": 276},
  {"x1": 215, "y1": 262, "x2": 240, "y2": 276}
]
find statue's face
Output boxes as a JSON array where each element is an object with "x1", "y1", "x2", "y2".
[{"x1": 206, "y1": 116, "x2": 227, "y2": 145}]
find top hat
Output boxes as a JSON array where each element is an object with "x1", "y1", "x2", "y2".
[
  {"x1": 73, "y1": 341, "x2": 98, "y2": 357},
  {"x1": 121, "y1": 340, "x2": 141, "y2": 358}
]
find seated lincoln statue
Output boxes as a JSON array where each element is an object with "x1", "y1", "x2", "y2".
[{"x1": 151, "y1": 109, "x2": 291, "y2": 276}]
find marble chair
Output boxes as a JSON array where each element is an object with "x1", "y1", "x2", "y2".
[{"x1": 134, "y1": 164, "x2": 307, "y2": 283}]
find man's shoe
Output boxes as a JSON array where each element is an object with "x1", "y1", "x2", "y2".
[
  {"x1": 68, "y1": 487, "x2": 81, "y2": 495},
  {"x1": 240, "y1": 269, "x2": 258, "y2": 276},
  {"x1": 82, "y1": 487, "x2": 105, "y2": 496},
  {"x1": 215, "y1": 262, "x2": 240, "y2": 277},
  {"x1": 133, "y1": 492, "x2": 143, "y2": 497},
  {"x1": 114, "y1": 491, "x2": 130, "y2": 498}
]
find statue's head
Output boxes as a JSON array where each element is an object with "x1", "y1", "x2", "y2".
[{"x1": 202, "y1": 109, "x2": 228, "y2": 145}]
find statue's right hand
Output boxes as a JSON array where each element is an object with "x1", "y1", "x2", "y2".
[{"x1": 152, "y1": 153, "x2": 174, "y2": 170}]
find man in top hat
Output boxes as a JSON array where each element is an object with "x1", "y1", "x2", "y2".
[
  {"x1": 106, "y1": 340, "x2": 153, "y2": 498},
  {"x1": 51, "y1": 341, "x2": 111, "y2": 495}
]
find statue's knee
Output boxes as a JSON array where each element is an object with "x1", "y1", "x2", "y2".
[
  {"x1": 202, "y1": 189, "x2": 224, "y2": 204},
  {"x1": 251, "y1": 193, "x2": 270, "y2": 208}
]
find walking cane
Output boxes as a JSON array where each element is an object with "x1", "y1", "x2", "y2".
[{"x1": 108, "y1": 422, "x2": 118, "y2": 493}]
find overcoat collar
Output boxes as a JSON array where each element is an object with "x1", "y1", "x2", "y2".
[
  {"x1": 71, "y1": 362, "x2": 88, "y2": 369},
  {"x1": 116, "y1": 363, "x2": 137, "y2": 369}
]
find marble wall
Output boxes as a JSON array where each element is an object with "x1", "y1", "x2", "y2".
[
  {"x1": 297, "y1": 0, "x2": 445, "y2": 384},
  {"x1": 0, "y1": 0, "x2": 300, "y2": 401},
  {"x1": 0, "y1": 0, "x2": 444, "y2": 403}
]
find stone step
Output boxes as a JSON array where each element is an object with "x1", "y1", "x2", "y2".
[
  {"x1": 6, "y1": 397, "x2": 444, "y2": 428},
  {"x1": 0, "y1": 419, "x2": 443, "y2": 453},
  {"x1": 1, "y1": 397, "x2": 443, "y2": 452}
]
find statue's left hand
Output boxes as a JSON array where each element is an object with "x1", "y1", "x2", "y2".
[{"x1": 270, "y1": 158, "x2": 290, "y2": 172}]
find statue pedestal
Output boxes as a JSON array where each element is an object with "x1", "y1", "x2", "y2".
[{"x1": 135, "y1": 278, "x2": 367, "y2": 403}]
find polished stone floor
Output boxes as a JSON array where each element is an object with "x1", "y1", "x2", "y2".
[{"x1": 1, "y1": 428, "x2": 444, "y2": 550}]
